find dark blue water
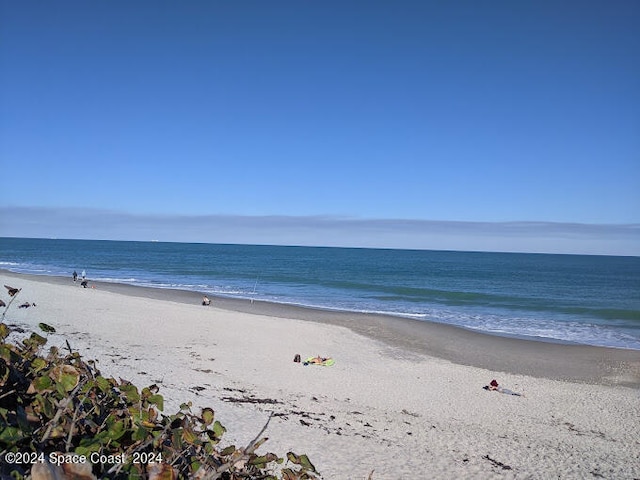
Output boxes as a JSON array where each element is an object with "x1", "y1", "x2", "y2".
[{"x1": 1, "y1": 237, "x2": 639, "y2": 349}]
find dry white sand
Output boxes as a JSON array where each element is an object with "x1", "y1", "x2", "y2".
[{"x1": 2, "y1": 272, "x2": 639, "y2": 479}]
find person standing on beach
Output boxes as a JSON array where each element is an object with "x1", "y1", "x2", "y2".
[
  {"x1": 81, "y1": 270, "x2": 86, "y2": 280},
  {"x1": 73, "y1": 271, "x2": 78, "y2": 282}
]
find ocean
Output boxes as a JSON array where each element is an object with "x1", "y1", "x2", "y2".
[{"x1": 1, "y1": 237, "x2": 639, "y2": 350}]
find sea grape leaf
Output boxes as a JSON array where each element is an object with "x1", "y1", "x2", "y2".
[
  {"x1": 201, "y1": 407, "x2": 214, "y2": 426},
  {"x1": 50, "y1": 365, "x2": 80, "y2": 392},
  {"x1": 181, "y1": 427, "x2": 198, "y2": 445},
  {"x1": 59, "y1": 373, "x2": 78, "y2": 392},
  {"x1": 118, "y1": 384, "x2": 140, "y2": 403},
  {"x1": 95, "y1": 375, "x2": 111, "y2": 392},
  {"x1": 108, "y1": 420, "x2": 126, "y2": 440},
  {"x1": 0, "y1": 426, "x2": 25, "y2": 444},
  {"x1": 31, "y1": 375, "x2": 54, "y2": 393},
  {"x1": 141, "y1": 386, "x2": 151, "y2": 398},
  {"x1": 220, "y1": 445, "x2": 236, "y2": 456},
  {"x1": 199, "y1": 442, "x2": 212, "y2": 456},
  {"x1": 35, "y1": 394, "x2": 55, "y2": 418},
  {"x1": 76, "y1": 438, "x2": 102, "y2": 455},
  {"x1": 250, "y1": 453, "x2": 278, "y2": 466},
  {"x1": 0, "y1": 345, "x2": 11, "y2": 362},
  {"x1": 148, "y1": 393, "x2": 164, "y2": 411},
  {"x1": 212, "y1": 420, "x2": 226, "y2": 439},
  {"x1": 0, "y1": 323, "x2": 10, "y2": 340},
  {"x1": 190, "y1": 460, "x2": 201, "y2": 473},
  {"x1": 132, "y1": 425, "x2": 149, "y2": 442},
  {"x1": 30, "y1": 357, "x2": 48, "y2": 372},
  {"x1": 282, "y1": 469, "x2": 298, "y2": 480},
  {"x1": 120, "y1": 384, "x2": 140, "y2": 403},
  {"x1": 171, "y1": 429, "x2": 183, "y2": 450},
  {"x1": 129, "y1": 405, "x2": 149, "y2": 422},
  {"x1": 298, "y1": 454, "x2": 316, "y2": 471},
  {"x1": 286, "y1": 452, "x2": 316, "y2": 471},
  {"x1": 23, "y1": 332, "x2": 47, "y2": 350},
  {"x1": 38, "y1": 323, "x2": 56, "y2": 333}
]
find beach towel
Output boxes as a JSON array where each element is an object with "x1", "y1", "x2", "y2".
[{"x1": 303, "y1": 356, "x2": 335, "y2": 366}]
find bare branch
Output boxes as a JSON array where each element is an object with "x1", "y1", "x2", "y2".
[
  {"x1": 1, "y1": 287, "x2": 22, "y2": 321},
  {"x1": 244, "y1": 412, "x2": 274, "y2": 454}
]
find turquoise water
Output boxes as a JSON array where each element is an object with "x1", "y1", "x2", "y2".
[{"x1": 1, "y1": 237, "x2": 639, "y2": 350}]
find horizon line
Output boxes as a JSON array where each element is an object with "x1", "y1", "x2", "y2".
[{"x1": 1, "y1": 235, "x2": 638, "y2": 259}]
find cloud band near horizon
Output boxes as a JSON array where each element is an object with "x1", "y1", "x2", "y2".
[{"x1": 1, "y1": 206, "x2": 638, "y2": 256}]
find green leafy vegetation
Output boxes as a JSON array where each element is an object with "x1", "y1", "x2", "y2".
[{"x1": 0, "y1": 289, "x2": 320, "y2": 479}]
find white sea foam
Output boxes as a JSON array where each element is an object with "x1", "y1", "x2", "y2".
[{"x1": 431, "y1": 311, "x2": 640, "y2": 350}]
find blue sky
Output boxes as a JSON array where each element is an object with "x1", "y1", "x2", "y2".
[{"x1": 1, "y1": 1, "x2": 638, "y2": 254}]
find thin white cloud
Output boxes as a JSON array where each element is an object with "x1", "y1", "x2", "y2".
[{"x1": 0, "y1": 206, "x2": 638, "y2": 256}]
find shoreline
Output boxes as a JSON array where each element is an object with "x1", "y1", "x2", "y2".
[{"x1": 3, "y1": 270, "x2": 639, "y2": 387}]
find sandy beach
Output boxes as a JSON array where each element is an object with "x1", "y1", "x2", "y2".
[{"x1": 2, "y1": 271, "x2": 639, "y2": 479}]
